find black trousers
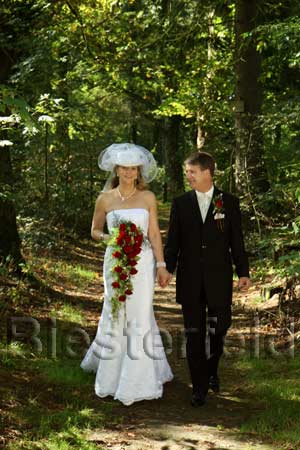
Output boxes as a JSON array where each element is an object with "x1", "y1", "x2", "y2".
[{"x1": 182, "y1": 286, "x2": 231, "y2": 394}]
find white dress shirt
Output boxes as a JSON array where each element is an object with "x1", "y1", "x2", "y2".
[{"x1": 195, "y1": 185, "x2": 214, "y2": 222}]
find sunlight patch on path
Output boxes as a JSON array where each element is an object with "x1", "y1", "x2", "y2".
[{"x1": 87, "y1": 424, "x2": 274, "y2": 450}]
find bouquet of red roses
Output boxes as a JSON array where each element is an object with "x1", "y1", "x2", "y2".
[{"x1": 108, "y1": 221, "x2": 144, "y2": 320}]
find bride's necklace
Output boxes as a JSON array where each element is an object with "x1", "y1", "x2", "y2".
[{"x1": 117, "y1": 186, "x2": 136, "y2": 202}]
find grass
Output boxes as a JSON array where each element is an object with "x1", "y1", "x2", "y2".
[
  {"x1": 50, "y1": 303, "x2": 85, "y2": 324},
  {"x1": 7, "y1": 433, "x2": 103, "y2": 450},
  {"x1": 33, "y1": 358, "x2": 94, "y2": 385},
  {"x1": 0, "y1": 343, "x2": 115, "y2": 450},
  {"x1": 0, "y1": 226, "x2": 115, "y2": 449},
  {"x1": 2, "y1": 219, "x2": 300, "y2": 449},
  {"x1": 0, "y1": 341, "x2": 31, "y2": 369},
  {"x1": 6, "y1": 415, "x2": 107, "y2": 449},
  {"x1": 1, "y1": 313, "x2": 90, "y2": 362},
  {"x1": 29, "y1": 257, "x2": 98, "y2": 289},
  {"x1": 47, "y1": 261, "x2": 97, "y2": 280},
  {"x1": 234, "y1": 356, "x2": 300, "y2": 448}
]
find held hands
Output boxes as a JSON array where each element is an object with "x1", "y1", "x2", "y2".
[
  {"x1": 238, "y1": 276, "x2": 251, "y2": 291},
  {"x1": 157, "y1": 267, "x2": 172, "y2": 288}
]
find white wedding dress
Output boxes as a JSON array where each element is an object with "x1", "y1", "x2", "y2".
[{"x1": 81, "y1": 208, "x2": 173, "y2": 405}]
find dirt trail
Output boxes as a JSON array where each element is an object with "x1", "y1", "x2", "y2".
[
  {"x1": 85, "y1": 280, "x2": 274, "y2": 450},
  {"x1": 0, "y1": 235, "x2": 276, "y2": 450}
]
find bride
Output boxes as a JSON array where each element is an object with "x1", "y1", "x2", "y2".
[{"x1": 81, "y1": 143, "x2": 173, "y2": 405}]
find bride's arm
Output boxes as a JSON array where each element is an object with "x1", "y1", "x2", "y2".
[
  {"x1": 91, "y1": 194, "x2": 110, "y2": 241},
  {"x1": 147, "y1": 191, "x2": 164, "y2": 260},
  {"x1": 146, "y1": 192, "x2": 171, "y2": 287}
]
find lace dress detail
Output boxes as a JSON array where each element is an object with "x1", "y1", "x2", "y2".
[{"x1": 81, "y1": 208, "x2": 173, "y2": 405}]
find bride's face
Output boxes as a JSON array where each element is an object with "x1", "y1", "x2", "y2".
[{"x1": 117, "y1": 165, "x2": 139, "y2": 184}]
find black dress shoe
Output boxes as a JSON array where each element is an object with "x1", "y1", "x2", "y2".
[
  {"x1": 191, "y1": 389, "x2": 206, "y2": 407},
  {"x1": 209, "y1": 375, "x2": 220, "y2": 393}
]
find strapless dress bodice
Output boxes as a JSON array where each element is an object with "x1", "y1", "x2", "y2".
[{"x1": 106, "y1": 208, "x2": 149, "y2": 235}]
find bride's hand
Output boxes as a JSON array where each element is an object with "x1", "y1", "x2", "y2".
[
  {"x1": 97, "y1": 231, "x2": 110, "y2": 242},
  {"x1": 157, "y1": 267, "x2": 172, "y2": 288}
]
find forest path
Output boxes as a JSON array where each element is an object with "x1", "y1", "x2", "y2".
[
  {"x1": 0, "y1": 222, "x2": 280, "y2": 450},
  {"x1": 84, "y1": 276, "x2": 274, "y2": 450}
]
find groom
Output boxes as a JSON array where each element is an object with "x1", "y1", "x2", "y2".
[{"x1": 163, "y1": 151, "x2": 250, "y2": 407}]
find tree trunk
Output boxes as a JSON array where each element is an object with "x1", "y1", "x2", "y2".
[
  {"x1": 0, "y1": 148, "x2": 23, "y2": 268},
  {"x1": 196, "y1": 112, "x2": 206, "y2": 150},
  {"x1": 234, "y1": 0, "x2": 269, "y2": 193},
  {"x1": 44, "y1": 122, "x2": 49, "y2": 201},
  {"x1": 0, "y1": 48, "x2": 23, "y2": 270}
]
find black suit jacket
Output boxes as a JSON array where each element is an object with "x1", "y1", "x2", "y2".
[{"x1": 164, "y1": 187, "x2": 249, "y2": 308}]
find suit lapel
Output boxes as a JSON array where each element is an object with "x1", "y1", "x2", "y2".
[{"x1": 204, "y1": 186, "x2": 221, "y2": 226}]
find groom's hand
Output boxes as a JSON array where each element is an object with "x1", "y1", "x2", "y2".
[
  {"x1": 238, "y1": 277, "x2": 251, "y2": 291},
  {"x1": 164, "y1": 271, "x2": 173, "y2": 287}
]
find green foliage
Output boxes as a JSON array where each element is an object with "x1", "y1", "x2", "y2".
[
  {"x1": 49, "y1": 303, "x2": 85, "y2": 324},
  {"x1": 249, "y1": 224, "x2": 300, "y2": 281},
  {"x1": 236, "y1": 357, "x2": 300, "y2": 448},
  {"x1": 35, "y1": 359, "x2": 94, "y2": 385},
  {"x1": 1, "y1": 342, "x2": 113, "y2": 449},
  {"x1": 1, "y1": 0, "x2": 300, "y2": 234},
  {"x1": 0, "y1": 341, "x2": 30, "y2": 369}
]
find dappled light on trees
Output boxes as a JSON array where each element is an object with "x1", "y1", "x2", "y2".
[{"x1": 0, "y1": 0, "x2": 300, "y2": 262}]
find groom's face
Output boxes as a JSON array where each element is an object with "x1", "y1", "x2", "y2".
[{"x1": 185, "y1": 163, "x2": 210, "y2": 190}]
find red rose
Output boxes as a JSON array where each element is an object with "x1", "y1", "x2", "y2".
[
  {"x1": 119, "y1": 295, "x2": 126, "y2": 302},
  {"x1": 120, "y1": 273, "x2": 128, "y2": 280},
  {"x1": 123, "y1": 245, "x2": 133, "y2": 254},
  {"x1": 119, "y1": 223, "x2": 126, "y2": 232},
  {"x1": 130, "y1": 223, "x2": 137, "y2": 232},
  {"x1": 112, "y1": 281, "x2": 120, "y2": 288},
  {"x1": 114, "y1": 266, "x2": 123, "y2": 273},
  {"x1": 215, "y1": 199, "x2": 223, "y2": 209},
  {"x1": 116, "y1": 231, "x2": 126, "y2": 245},
  {"x1": 128, "y1": 260, "x2": 137, "y2": 266},
  {"x1": 130, "y1": 268, "x2": 138, "y2": 275},
  {"x1": 125, "y1": 289, "x2": 133, "y2": 295},
  {"x1": 112, "y1": 251, "x2": 122, "y2": 259},
  {"x1": 135, "y1": 235, "x2": 143, "y2": 245},
  {"x1": 127, "y1": 250, "x2": 139, "y2": 259},
  {"x1": 125, "y1": 235, "x2": 132, "y2": 244}
]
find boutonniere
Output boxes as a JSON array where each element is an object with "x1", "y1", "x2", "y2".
[{"x1": 213, "y1": 193, "x2": 225, "y2": 231}]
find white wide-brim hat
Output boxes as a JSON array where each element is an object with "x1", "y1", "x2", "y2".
[{"x1": 98, "y1": 142, "x2": 158, "y2": 183}]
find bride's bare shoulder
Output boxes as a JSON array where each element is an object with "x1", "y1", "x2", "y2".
[
  {"x1": 95, "y1": 189, "x2": 116, "y2": 207},
  {"x1": 139, "y1": 189, "x2": 156, "y2": 204}
]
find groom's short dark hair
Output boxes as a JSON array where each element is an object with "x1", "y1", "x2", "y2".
[{"x1": 185, "y1": 152, "x2": 215, "y2": 176}]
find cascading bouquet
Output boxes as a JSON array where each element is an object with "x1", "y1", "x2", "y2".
[{"x1": 108, "y1": 221, "x2": 144, "y2": 320}]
